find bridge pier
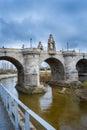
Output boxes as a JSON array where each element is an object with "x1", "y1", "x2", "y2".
[
  {"x1": 66, "y1": 70, "x2": 78, "y2": 82},
  {"x1": 16, "y1": 50, "x2": 46, "y2": 94},
  {"x1": 16, "y1": 71, "x2": 43, "y2": 94},
  {"x1": 64, "y1": 53, "x2": 78, "y2": 82},
  {"x1": 23, "y1": 51, "x2": 40, "y2": 87},
  {"x1": 24, "y1": 72, "x2": 40, "y2": 87}
]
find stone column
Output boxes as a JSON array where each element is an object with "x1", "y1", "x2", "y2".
[
  {"x1": 24, "y1": 54, "x2": 40, "y2": 87},
  {"x1": 64, "y1": 53, "x2": 78, "y2": 82}
]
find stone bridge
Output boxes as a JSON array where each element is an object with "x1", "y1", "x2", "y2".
[{"x1": 0, "y1": 34, "x2": 87, "y2": 93}]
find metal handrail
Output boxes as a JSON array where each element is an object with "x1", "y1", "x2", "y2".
[{"x1": 0, "y1": 84, "x2": 56, "y2": 130}]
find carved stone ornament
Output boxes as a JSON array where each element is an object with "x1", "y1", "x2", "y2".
[
  {"x1": 37, "y1": 41, "x2": 43, "y2": 50},
  {"x1": 48, "y1": 34, "x2": 56, "y2": 51}
]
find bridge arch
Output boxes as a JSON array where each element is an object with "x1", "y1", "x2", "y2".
[
  {"x1": 76, "y1": 59, "x2": 87, "y2": 82},
  {"x1": 0, "y1": 56, "x2": 24, "y2": 87},
  {"x1": 40, "y1": 57, "x2": 65, "y2": 81}
]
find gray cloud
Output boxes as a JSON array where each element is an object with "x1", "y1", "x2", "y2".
[{"x1": 0, "y1": 0, "x2": 87, "y2": 51}]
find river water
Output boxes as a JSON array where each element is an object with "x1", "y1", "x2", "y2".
[{"x1": 1, "y1": 77, "x2": 87, "y2": 130}]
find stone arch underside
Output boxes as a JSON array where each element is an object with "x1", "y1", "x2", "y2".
[
  {"x1": 45, "y1": 58, "x2": 65, "y2": 81},
  {"x1": 76, "y1": 59, "x2": 87, "y2": 82},
  {"x1": 0, "y1": 56, "x2": 24, "y2": 87}
]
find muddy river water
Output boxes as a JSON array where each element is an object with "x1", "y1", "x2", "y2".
[{"x1": 1, "y1": 77, "x2": 87, "y2": 130}]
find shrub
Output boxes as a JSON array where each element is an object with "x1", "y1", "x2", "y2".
[{"x1": 83, "y1": 81, "x2": 87, "y2": 88}]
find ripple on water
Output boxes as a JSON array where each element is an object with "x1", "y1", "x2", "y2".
[{"x1": 1, "y1": 77, "x2": 87, "y2": 130}]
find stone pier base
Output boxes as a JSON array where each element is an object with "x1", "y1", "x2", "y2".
[{"x1": 16, "y1": 84, "x2": 47, "y2": 94}]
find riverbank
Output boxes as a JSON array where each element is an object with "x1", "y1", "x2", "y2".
[
  {"x1": 0, "y1": 74, "x2": 37, "y2": 130},
  {"x1": 1, "y1": 74, "x2": 87, "y2": 129},
  {"x1": 0, "y1": 74, "x2": 17, "y2": 80}
]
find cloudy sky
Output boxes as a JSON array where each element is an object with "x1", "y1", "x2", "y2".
[{"x1": 0, "y1": 0, "x2": 87, "y2": 51}]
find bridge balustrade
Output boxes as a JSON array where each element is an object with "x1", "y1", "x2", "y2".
[{"x1": 0, "y1": 84, "x2": 56, "y2": 130}]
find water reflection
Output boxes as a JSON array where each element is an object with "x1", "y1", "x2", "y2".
[
  {"x1": 39, "y1": 85, "x2": 52, "y2": 111},
  {"x1": 1, "y1": 77, "x2": 87, "y2": 130},
  {"x1": 0, "y1": 77, "x2": 18, "y2": 98},
  {"x1": 81, "y1": 115, "x2": 87, "y2": 127}
]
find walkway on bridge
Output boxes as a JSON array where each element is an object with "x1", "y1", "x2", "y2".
[{"x1": 0, "y1": 97, "x2": 15, "y2": 130}]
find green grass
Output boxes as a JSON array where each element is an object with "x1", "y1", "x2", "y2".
[
  {"x1": 40, "y1": 71, "x2": 51, "y2": 83},
  {"x1": 0, "y1": 70, "x2": 17, "y2": 74},
  {"x1": 82, "y1": 81, "x2": 87, "y2": 88}
]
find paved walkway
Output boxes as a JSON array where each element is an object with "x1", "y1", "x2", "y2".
[{"x1": 0, "y1": 97, "x2": 15, "y2": 130}]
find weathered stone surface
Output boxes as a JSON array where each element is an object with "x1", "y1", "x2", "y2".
[
  {"x1": 76, "y1": 89, "x2": 87, "y2": 101},
  {"x1": 49, "y1": 80, "x2": 70, "y2": 87},
  {"x1": 0, "y1": 35, "x2": 87, "y2": 93},
  {"x1": 37, "y1": 41, "x2": 43, "y2": 50},
  {"x1": 16, "y1": 84, "x2": 46, "y2": 94},
  {"x1": 49, "y1": 80, "x2": 83, "y2": 88},
  {"x1": 48, "y1": 34, "x2": 56, "y2": 54}
]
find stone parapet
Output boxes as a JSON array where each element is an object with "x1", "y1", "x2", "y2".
[
  {"x1": 62, "y1": 51, "x2": 77, "y2": 57},
  {"x1": 22, "y1": 48, "x2": 40, "y2": 55}
]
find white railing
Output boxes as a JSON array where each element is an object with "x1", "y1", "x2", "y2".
[{"x1": 0, "y1": 84, "x2": 56, "y2": 130}]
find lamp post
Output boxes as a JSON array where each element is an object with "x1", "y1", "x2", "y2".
[
  {"x1": 83, "y1": 53, "x2": 85, "y2": 59},
  {"x1": 67, "y1": 42, "x2": 69, "y2": 51},
  {"x1": 30, "y1": 38, "x2": 32, "y2": 48}
]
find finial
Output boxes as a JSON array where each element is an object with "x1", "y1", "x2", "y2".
[
  {"x1": 48, "y1": 34, "x2": 56, "y2": 51},
  {"x1": 37, "y1": 41, "x2": 43, "y2": 50}
]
